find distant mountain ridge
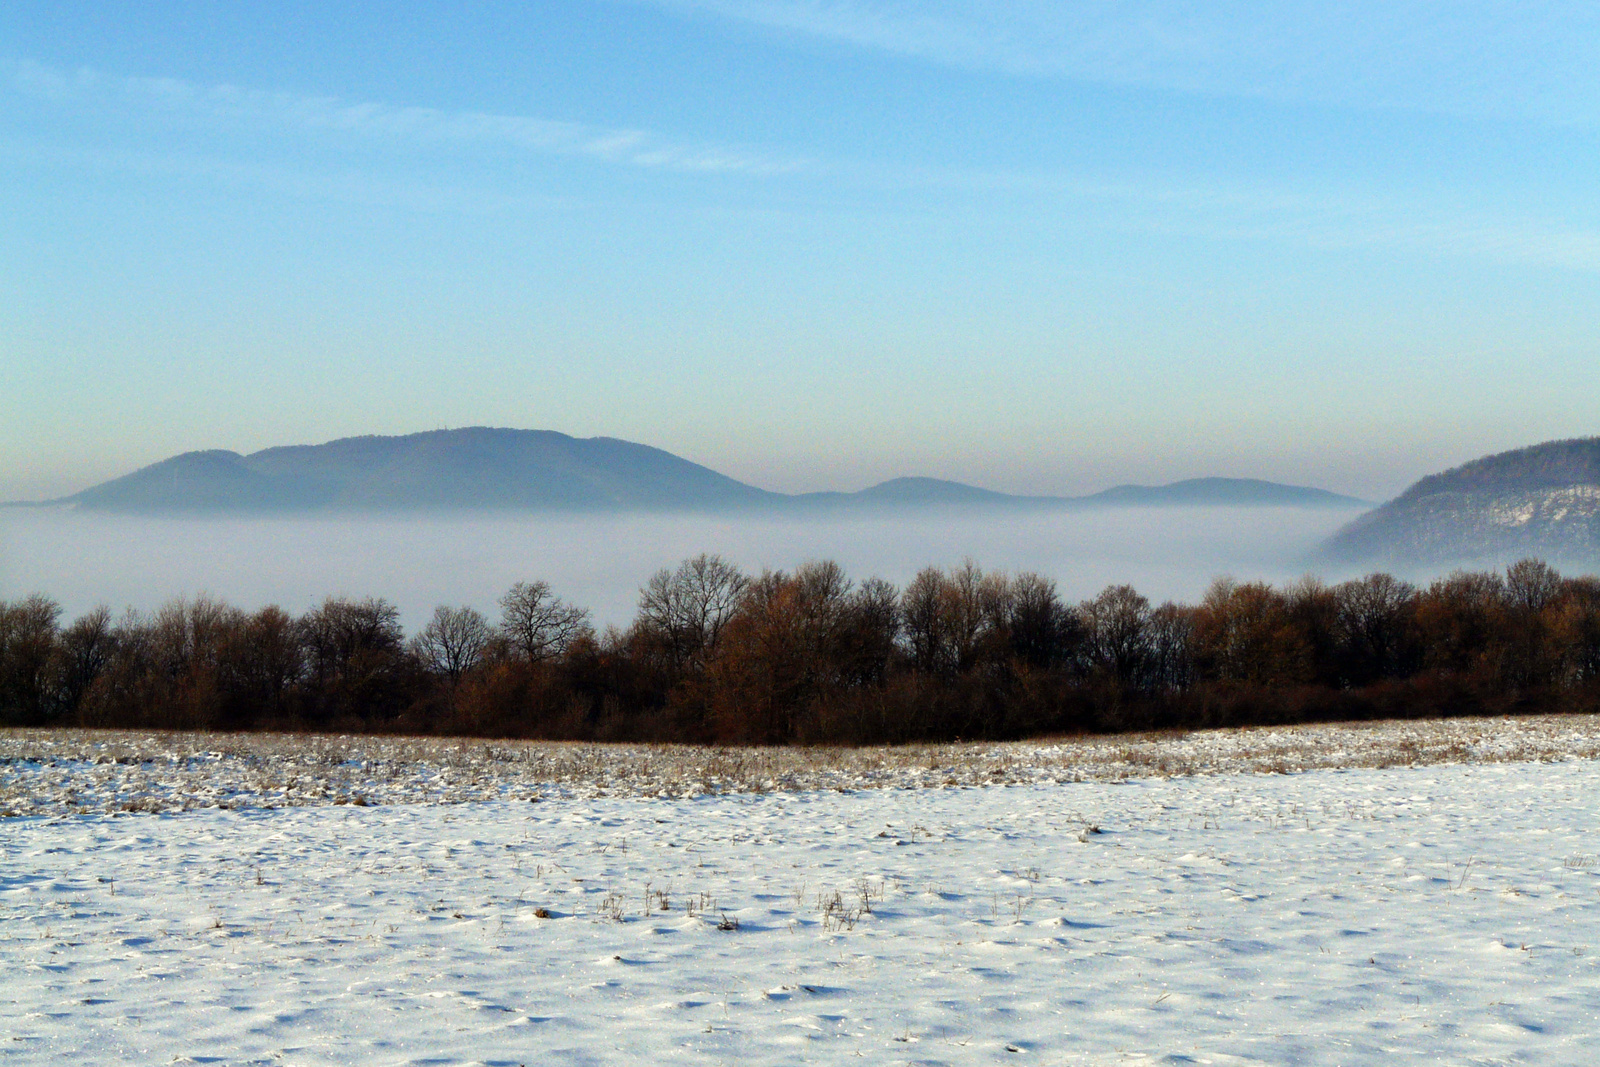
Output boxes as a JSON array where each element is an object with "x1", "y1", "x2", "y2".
[
  {"x1": 26, "y1": 428, "x2": 1368, "y2": 514},
  {"x1": 1324, "y1": 437, "x2": 1600, "y2": 565},
  {"x1": 1080, "y1": 477, "x2": 1363, "y2": 508},
  {"x1": 64, "y1": 429, "x2": 774, "y2": 512}
]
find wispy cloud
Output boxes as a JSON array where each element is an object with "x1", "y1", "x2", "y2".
[
  {"x1": 0, "y1": 134, "x2": 565, "y2": 216},
  {"x1": 8, "y1": 58, "x2": 810, "y2": 176},
  {"x1": 7, "y1": 57, "x2": 1599, "y2": 272},
  {"x1": 644, "y1": 1, "x2": 1600, "y2": 127}
]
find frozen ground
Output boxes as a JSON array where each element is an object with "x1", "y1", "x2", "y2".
[
  {"x1": 7, "y1": 715, "x2": 1600, "y2": 815},
  {"x1": 5, "y1": 721, "x2": 1600, "y2": 1064}
]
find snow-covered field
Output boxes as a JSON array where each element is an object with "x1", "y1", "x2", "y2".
[{"x1": 6, "y1": 720, "x2": 1600, "y2": 1064}]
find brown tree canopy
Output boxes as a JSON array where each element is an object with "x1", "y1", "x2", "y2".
[{"x1": 6, "y1": 556, "x2": 1600, "y2": 744}]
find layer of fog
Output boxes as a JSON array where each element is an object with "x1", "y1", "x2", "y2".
[{"x1": 1, "y1": 507, "x2": 1373, "y2": 629}]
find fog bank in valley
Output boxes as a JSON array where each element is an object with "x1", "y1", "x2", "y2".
[{"x1": 1, "y1": 507, "x2": 1366, "y2": 628}]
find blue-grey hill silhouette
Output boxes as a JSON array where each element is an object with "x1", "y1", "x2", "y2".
[
  {"x1": 1323, "y1": 436, "x2": 1600, "y2": 566},
  {"x1": 31, "y1": 428, "x2": 1368, "y2": 514}
]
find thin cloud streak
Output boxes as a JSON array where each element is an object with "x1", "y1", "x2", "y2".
[
  {"x1": 9, "y1": 58, "x2": 811, "y2": 177},
  {"x1": 645, "y1": 0, "x2": 1600, "y2": 127},
  {"x1": 8, "y1": 58, "x2": 1600, "y2": 273}
]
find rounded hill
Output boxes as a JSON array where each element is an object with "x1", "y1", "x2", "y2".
[{"x1": 1324, "y1": 437, "x2": 1600, "y2": 566}]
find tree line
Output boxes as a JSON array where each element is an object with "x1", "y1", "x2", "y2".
[{"x1": 3, "y1": 555, "x2": 1599, "y2": 743}]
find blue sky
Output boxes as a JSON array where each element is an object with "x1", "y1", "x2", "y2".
[{"x1": 3, "y1": 1, "x2": 1598, "y2": 500}]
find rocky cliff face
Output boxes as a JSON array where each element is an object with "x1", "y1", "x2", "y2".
[{"x1": 1324, "y1": 439, "x2": 1600, "y2": 566}]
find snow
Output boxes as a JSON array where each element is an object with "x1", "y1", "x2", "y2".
[
  {"x1": 6, "y1": 723, "x2": 1600, "y2": 1064},
  {"x1": 8, "y1": 714, "x2": 1600, "y2": 817}
]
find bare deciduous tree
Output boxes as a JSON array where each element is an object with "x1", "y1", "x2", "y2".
[
  {"x1": 0, "y1": 594, "x2": 62, "y2": 725},
  {"x1": 1007, "y1": 572, "x2": 1075, "y2": 670},
  {"x1": 52, "y1": 605, "x2": 114, "y2": 715},
  {"x1": 413, "y1": 605, "x2": 493, "y2": 684},
  {"x1": 899, "y1": 566, "x2": 948, "y2": 675},
  {"x1": 1333, "y1": 573, "x2": 1416, "y2": 685},
  {"x1": 899, "y1": 560, "x2": 1011, "y2": 676},
  {"x1": 499, "y1": 582, "x2": 591, "y2": 663},
  {"x1": 1415, "y1": 570, "x2": 1503, "y2": 675},
  {"x1": 222, "y1": 606, "x2": 304, "y2": 724},
  {"x1": 635, "y1": 554, "x2": 748, "y2": 669},
  {"x1": 840, "y1": 576, "x2": 900, "y2": 686},
  {"x1": 150, "y1": 595, "x2": 243, "y2": 680},
  {"x1": 1194, "y1": 578, "x2": 1310, "y2": 686},
  {"x1": 1505, "y1": 558, "x2": 1562, "y2": 614},
  {"x1": 299, "y1": 597, "x2": 407, "y2": 686},
  {"x1": 1146, "y1": 602, "x2": 1196, "y2": 691},
  {"x1": 1081, "y1": 584, "x2": 1154, "y2": 685},
  {"x1": 297, "y1": 596, "x2": 411, "y2": 727}
]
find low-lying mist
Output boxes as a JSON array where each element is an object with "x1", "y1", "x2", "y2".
[{"x1": 1, "y1": 507, "x2": 1368, "y2": 628}]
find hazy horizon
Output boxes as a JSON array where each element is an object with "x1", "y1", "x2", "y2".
[
  {"x1": 0, "y1": 504, "x2": 1531, "y2": 634},
  {"x1": 1, "y1": 425, "x2": 1380, "y2": 508},
  {"x1": 0, "y1": 422, "x2": 1518, "y2": 505},
  {"x1": 0, "y1": 434, "x2": 1526, "y2": 507},
  {"x1": 5, "y1": 3, "x2": 1598, "y2": 504}
]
